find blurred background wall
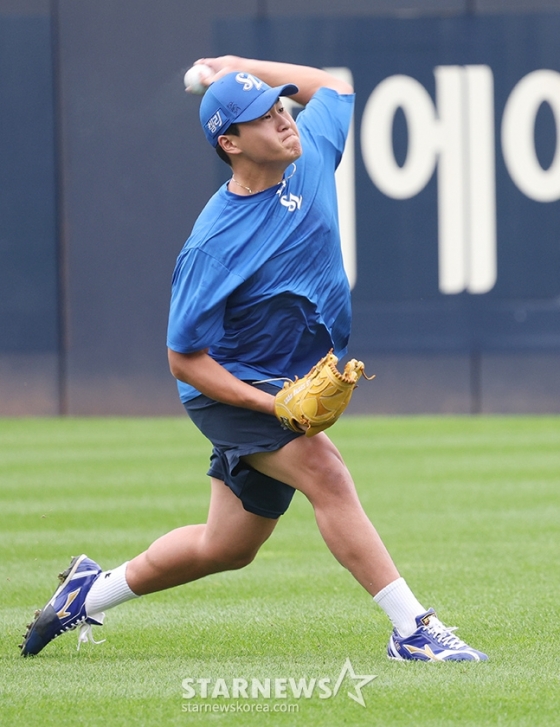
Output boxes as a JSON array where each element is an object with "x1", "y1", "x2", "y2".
[{"x1": 1, "y1": 0, "x2": 559, "y2": 416}]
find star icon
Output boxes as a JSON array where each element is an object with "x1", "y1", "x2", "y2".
[{"x1": 332, "y1": 658, "x2": 377, "y2": 707}]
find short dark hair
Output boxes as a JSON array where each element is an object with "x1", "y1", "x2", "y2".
[{"x1": 215, "y1": 123, "x2": 240, "y2": 166}]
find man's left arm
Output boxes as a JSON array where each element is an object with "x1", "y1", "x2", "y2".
[{"x1": 168, "y1": 348, "x2": 276, "y2": 414}]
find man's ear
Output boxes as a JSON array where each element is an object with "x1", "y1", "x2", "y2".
[{"x1": 218, "y1": 135, "x2": 241, "y2": 157}]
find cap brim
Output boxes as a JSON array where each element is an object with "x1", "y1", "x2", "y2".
[{"x1": 235, "y1": 83, "x2": 299, "y2": 124}]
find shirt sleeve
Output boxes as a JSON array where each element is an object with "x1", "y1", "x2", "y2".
[
  {"x1": 296, "y1": 87, "x2": 355, "y2": 168},
  {"x1": 166, "y1": 248, "x2": 245, "y2": 353}
]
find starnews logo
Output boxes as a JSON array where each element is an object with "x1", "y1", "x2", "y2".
[{"x1": 181, "y1": 658, "x2": 376, "y2": 711}]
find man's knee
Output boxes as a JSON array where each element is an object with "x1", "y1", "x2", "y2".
[
  {"x1": 224, "y1": 548, "x2": 258, "y2": 571},
  {"x1": 303, "y1": 447, "x2": 351, "y2": 486},
  {"x1": 207, "y1": 544, "x2": 259, "y2": 572},
  {"x1": 296, "y1": 445, "x2": 358, "y2": 504}
]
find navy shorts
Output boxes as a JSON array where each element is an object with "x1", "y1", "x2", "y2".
[{"x1": 184, "y1": 382, "x2": 303, "y2": 519}]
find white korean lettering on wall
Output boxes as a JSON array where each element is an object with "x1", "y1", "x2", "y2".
[{"x1": 361, "y1": 66, "x2": 560, "y2": 295}]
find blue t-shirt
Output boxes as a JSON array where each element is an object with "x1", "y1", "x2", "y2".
[{"x1": 167, "y1": 87, "x2": 355, "y2": 403}]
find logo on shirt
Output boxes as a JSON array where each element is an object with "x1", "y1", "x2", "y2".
[
  {"x1": 280, "y1": 193, "x2": 303, "y2": 212},
  {"x1": 235, "y1": 73, "x2": 265, "y2": 92}
]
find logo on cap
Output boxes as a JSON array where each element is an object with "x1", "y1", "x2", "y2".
[
  {"x1": 235, "y1": 72, "x2": 265, "y2": 92},
  {"x1": 206, "y1": 110, "x2": 224, "y2": 135}
]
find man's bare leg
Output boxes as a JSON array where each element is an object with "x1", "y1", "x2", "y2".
[
  {"x1": 243, "y1": 433, "x2": 400, "y2": 596},
  {"x1": 93, "y1": 479, "x2": 277, "y2": 600},
  {"x1": 241, "y1": 433, "x2": 437, "y2": 641},
  {"x1": 21, "y1": 478, "x2": 279, "y2": 656}
]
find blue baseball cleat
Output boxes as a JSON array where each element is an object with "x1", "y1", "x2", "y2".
[
  {"x1": 20, "y1": 554, "x2": 105, "y2": 657},
  {"x1": 387, "y1": 608, "x2": 488, "y2": 662}
]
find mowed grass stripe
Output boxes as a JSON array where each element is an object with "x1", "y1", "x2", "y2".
[{"x1": 0, "y1": 416, "x2": 559, "y2": 726}]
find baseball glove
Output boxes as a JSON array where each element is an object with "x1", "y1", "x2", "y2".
[{"x1": 274, "y1": 350, "x2": 374, "y2": 437}]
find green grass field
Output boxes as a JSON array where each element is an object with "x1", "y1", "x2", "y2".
[{"x1": 1, "y1": 416, "x2": 559, "y2": 726}]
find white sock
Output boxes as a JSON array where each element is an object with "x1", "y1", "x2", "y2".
[
  {"x1": 85, "y1": 562, "x2": 139, "y2": 616},
  {"x1": 373, "y1": 577, "x2": 426, "y2": 637}
]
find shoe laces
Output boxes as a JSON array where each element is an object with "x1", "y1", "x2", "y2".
[
  {"x1": 423, "y1": 617, "x2": 467, "y2": 650},
  {"x1": 74, "y1": 612, "x2": 105, "y2": 651},
  {"x1": 76, "y1": 622, "x2": 106, "y2": 651}
]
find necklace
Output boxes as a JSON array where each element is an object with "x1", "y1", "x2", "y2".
[
  {"x1": 230, "y1": 177, "x2": 258, "y2": 195},
  {"x1": 231, "y1": 163, "x2": 296, "y2": 195}
]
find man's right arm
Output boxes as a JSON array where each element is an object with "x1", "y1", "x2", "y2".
[{"x1": 192, "y1": 56, "x2": 353, "y2": 107}]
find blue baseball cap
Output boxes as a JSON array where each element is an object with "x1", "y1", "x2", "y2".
[{"x1": 199, "y1": 71, "x2": 299, "y2": 147}]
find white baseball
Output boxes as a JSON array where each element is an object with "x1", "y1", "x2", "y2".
[{"x1": 183, "y1": 64, "x2": 212, "y2": 95}]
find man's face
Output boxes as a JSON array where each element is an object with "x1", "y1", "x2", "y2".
[{"x1": 231, "y1": 101, "x2": 302, "y2": 165}]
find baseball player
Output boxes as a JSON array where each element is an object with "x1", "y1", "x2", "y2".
[{"x1": 21, "y1": 56, "x2": 487, "y2": 662}]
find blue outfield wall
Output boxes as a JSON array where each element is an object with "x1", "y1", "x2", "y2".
[
  {"x1": 0, "y1": 6, "x2": 60, "y2": 415},
  {"x1": 0, "y1": 11, "x2": 58, "y2": 355},
  {"x1": 1, "y1": 2, "x2": 560, "y2": 414}
]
